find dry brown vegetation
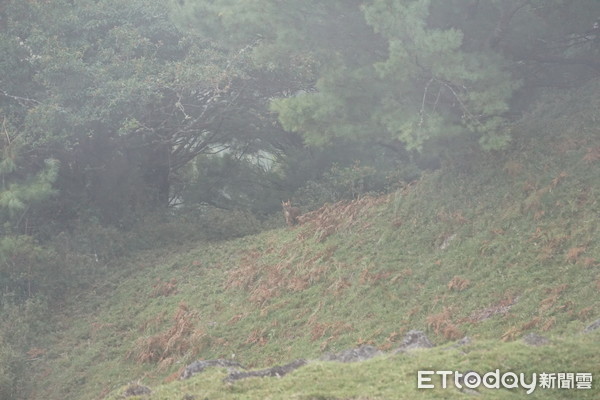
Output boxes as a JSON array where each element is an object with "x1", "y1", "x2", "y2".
[
  {"x1": 538, "y1": 284, "x2": 569, "y2": 313},
  {"x1": 151, "y1": 278, "x2": 178, "y2": 297},
  {"x1": 426, "y1": 307, "x2": 463, "y2": 340},
  {"x1": 541, "y1": 317, "x2": 556, "y2": 332},
  {"x1": 583, "y1": 146, "x2": 600, "y2": 163},
  {"x1": 521, "y1": 317, "x2": 541, "y2": 331},
  {"x1": 500, "y1": 326, "x2": 520, "y2": 342},
  {"x1": 226, "y1": 196, "x2": 389, "y2": 309},
  {"x1": 447, "y1": 276, "x2": 470, "y2": 292},
  {"x1": 565, "y1": 246, "x2": 586, "y2": 263},
  {"x1": 129, "y1": 303, "x2": 205, "y2": 364},
  {"x1": 297, "y1": 195, "x2": 389, "y2": 243},
  {"x1": 550, "y1": 171, "x2": 568, "y2": 188}
]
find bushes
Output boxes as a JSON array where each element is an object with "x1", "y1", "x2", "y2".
[
  {"x1": 294, "y1": 161, "x2": 419, "y2": 211},
  {"x1": 0, "y1": 335, "x2": 21, "y2": 400},
  {"x1": 123, "y1": 206, "x2": 262, "y2": 250},
  {"x1": 0, "y1": 204, "x2": 263, "y2": 306},
  {"x1": 0, "y1": 235, "x2": 63, "y2": 306},
  {"x1": 184, "y1": 206, "x2": 262, "y2": 241},
  {"x1": 0, "y1": 298, "x2": 52, "y2": 400}
]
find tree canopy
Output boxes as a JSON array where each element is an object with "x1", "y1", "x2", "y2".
[
  {"x1": 1, "y1": 0, "x2": 600, "y2": 229},
  {"x1": 1, "y1": 0, "x2": 297, "y2": 227},
  {"x1": 175, "y1": 0, "x2": 600, "y2": 153}
]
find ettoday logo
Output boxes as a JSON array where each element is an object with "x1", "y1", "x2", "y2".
[{"x1": 417, "y1": 370, "x2": 593, "y2": 394}]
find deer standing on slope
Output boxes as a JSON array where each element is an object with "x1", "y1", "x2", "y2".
[{"x1": 282, "y1": 200, "x2": 301, "y2": 226}]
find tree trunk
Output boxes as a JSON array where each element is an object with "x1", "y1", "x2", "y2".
[{"x1": 144, "y1": 143, "x2": 172, "y2": 208}]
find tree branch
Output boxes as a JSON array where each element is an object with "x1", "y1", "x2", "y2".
[
  {"x1": 0, "y1": 88, "x2": 41, "y2": 106},
  {"x1": 488, "y1": 0, "x2": 531, "y2": 49}
]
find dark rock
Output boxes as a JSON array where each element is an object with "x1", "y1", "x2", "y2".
[
  {"x1": 444, "y1": 336, "x2": 472, "y2": 352},
  {"x1": 225, "y1": 359, "x2": 307, "y2": 382},
  {"x1": 583, "y1": 318, "x2": 600, "y2": 333},
  {"x1": 321, "y1": 345, "x2": 383, "y2": 363},
  {"x1": 123, "y1": 383, "x2": 151, "y2": 397},
  {"x1": 522, "y1": 333, "x2": 550, "y2": 346},
  {"x1": 180, "y1": 359, "x2": 245, "y2": 380},
  {"x1": 393, "y1": 330, "x2": 434, "y2": 353}
]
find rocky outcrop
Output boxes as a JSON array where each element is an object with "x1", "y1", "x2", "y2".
[
  {"x1": 180, "y1": 359, "x2": 245, "y2": 380},
  {"x1": 225, "y1": 359, "x2": 307, "y2": 382},
  {"x1": 179, "y1": 331, "x2": 435, "y2": 385},
  {"x1": 583, "y1": 318, "x2": 600, "y2": 333},
  {"x1": 321, "y1": 345, "x2": 382, "y2": 363},
  {"x1": 443, "y1": 336, "x2": 472, "y2": 353},
  {"x1": 393, "y1": 330, "x2": 434, "y2": 353},
  {"x1": 522, "y1": 333, "x2": 550, "y2": 346},
  {"x1": 123, "y1": 383, "x2": 151, "y2": 397}
]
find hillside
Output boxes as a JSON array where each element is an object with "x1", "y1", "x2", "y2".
[{"x1": 29, "y1": 88, "x2": 600, "y2": 399}]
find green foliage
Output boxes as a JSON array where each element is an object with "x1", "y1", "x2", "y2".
[
  {"x1": 0, "y1": 0, "x2": 291, "y2": 228},
  {"x1": 178, "y1": 153, "x2": 288, "y2": 215},
  {"x1": 130, "y1": 207, "x2": 262, "y2": 246},
  {"x1": 177, "y1": 141, "x2": 417, "y2": 217},
  {"x1": 0, "y1": 158, "x2": 58, "y2": 218},
  {"x1": 0, "y1": 298, "x2": 53, "y2": 400},
  {"x1": 270, "y1": 0, "x2": 521, "y2": 150},
  {"x1": 0, "y1": 337, "x2": 20, "y2": 400},
  {"x1": 294, "y1": 162, "x2": 386, "y2": 210},
  {"x1": 0, "y1": 119, "x2": 61, "y2": 350},
  {"x1": 177, "y1": 0, "x2": 600, "y2": 155},
  {"x1": 0, "y1": 236, "x2": 61, "y2": 306},
  {"x1": 0, "y1": 119, "x2": 58, "y2": 232},
  {"x1": 285, "y1": 141, "x2": 424, "y2": 211},
  {"x1": 106, "y1": 335, "x2": 600, "y2": 399},
  {"x1": 47, "y1": 207, "x2": 262, "y2": 267}
]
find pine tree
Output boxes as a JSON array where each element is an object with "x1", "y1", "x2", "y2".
[
  {"x1": 0, "y1": 118, "x2": 58, "y2": 234},
  {"x1": 176, "y1": 0, "x2": 600, "y2": 154}
]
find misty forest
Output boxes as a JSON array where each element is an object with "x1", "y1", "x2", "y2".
[{"x1": 1, "y1": 0, "x2": 599, "y2": 399}]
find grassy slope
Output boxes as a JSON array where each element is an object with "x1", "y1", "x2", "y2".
[{"x1": 31, "y1": 87, "x2": 600, "y2": 399}]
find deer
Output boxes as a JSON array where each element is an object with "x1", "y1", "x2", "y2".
[{"x1": 282, "y1": 200, "x2": 301, "y2": 226}]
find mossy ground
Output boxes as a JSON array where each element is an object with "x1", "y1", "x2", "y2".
[{"x1": 28, "y1": 90, "x2": 600, "y2": 399}]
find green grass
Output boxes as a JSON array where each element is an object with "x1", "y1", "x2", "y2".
[
  {"x1": 27, "y1": 88, "x2": 600, "y2": 399},
  {"x1": 105, "y1": 333, "x2": 600, "y2": 400}
]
